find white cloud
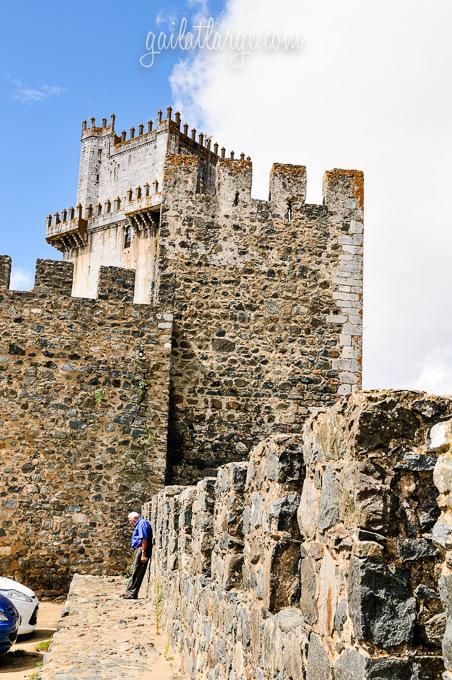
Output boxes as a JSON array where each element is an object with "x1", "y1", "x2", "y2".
[
  {"x1": 188, "y1": 0, "x2": 210, "y2": 24},
  {"x1": 155, "y1": 1, "x2": 210, "y2": 32},
  {"x1": 5, "y1": 76, "x2": 67, "y2": 104},
  {"x1": 169, "y1": 0, "x2": 452, "y2": 394},
  {"x1": 410, "y1": 350, "x2": 452, "y2": 396},
  {"x1": 156, "y1": 9, "x2": 178, "y2": 30},
  {"x1": 10, "y1": 267, "x2": 33, "y2": 291}
]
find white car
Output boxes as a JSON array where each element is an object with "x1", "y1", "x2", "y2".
[{"x1": 0, "y1": 577, "x2": 39, "y2": 635}]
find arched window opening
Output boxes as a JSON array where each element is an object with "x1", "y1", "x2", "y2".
[{"x1": 124, "y1": 226, "x2": 132, "y2": 249}]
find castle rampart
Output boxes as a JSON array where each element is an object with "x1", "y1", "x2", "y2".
[
  {"x1": 0, "y1": 258, "x2": 172, "y2": 595},
  {"x1": 145, "y1": 391, "x2": 452, "y2": 679}
]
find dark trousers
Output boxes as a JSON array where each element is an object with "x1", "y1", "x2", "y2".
[{"x1": 124, "y1": 548, "x2": 150, "y2": 598}]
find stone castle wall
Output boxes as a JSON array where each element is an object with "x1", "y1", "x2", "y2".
[
  {"x1": 431, "y1": 418, "x2": 452, "y2": 680},
  {"x1": 158, "y1": 156, "x2": 364, "y2": 483},
  {"x1": 0, "y1": 256, "x2": 172, "y2": 596},
  {"x1": 145, "y1": 390, "x2": 452, "y2": 679}
]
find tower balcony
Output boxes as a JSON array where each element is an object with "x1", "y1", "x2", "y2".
[
  {"x1": 45, "y1": 206, "x2": 88, "y2": 252},
  {"x1": 83, "y1": 182, "x2": 162, "y2": 232},
  {"x1": 45, "y1": 182, "x2": 162, "y2": 253},
  {"x1": 124, "y1": 185, "x2": 162, "y2": 231}
]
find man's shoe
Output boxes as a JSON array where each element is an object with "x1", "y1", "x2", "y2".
[{"x1": 121, "y1": 593, "x2": 137, "y2": 599}]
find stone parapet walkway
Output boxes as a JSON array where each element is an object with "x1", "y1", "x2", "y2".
[{"x1": 41, "y1": 574, "x2": 182, "y2": 680}]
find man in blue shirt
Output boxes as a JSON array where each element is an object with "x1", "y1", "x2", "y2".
[{"x1": 122, "y1": 512, "x2": 153, "y2": 599}]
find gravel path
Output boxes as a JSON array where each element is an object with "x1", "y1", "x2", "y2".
[{"x1": 41, "y1": 575, "x2": 182, "y2": 680}]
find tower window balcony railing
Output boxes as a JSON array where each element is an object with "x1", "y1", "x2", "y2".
[{"x1": 45, "y1": 206, "x2": 88, "y2": 252}]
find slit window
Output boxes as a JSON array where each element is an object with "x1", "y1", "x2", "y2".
[
  {"x1": 286, "y1": 200, "x2": 293, "y2": 222},
  {"x1": 233, "y1": 191, "x2": 239, "y2": 206},
  {"x1": 124, "y1": 226, "x2": 131, "y2": 249}
]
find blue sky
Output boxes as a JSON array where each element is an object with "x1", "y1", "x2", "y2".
[{"x1": 0, "y1": 0, "x2": 223, "y2": 285}]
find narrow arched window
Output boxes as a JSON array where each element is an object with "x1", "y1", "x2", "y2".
[
  {"x1": 233, "y1": 191, "x2": 239, "y2": 206},
  {"x1": 124, "y1": 226, "x2": 131, "y2": 248}
]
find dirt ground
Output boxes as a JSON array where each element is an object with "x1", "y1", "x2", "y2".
[{"x1": 0, "y1": 602, "x2": 62, "y2": 679}]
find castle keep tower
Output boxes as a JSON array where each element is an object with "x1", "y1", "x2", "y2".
[{"x1": 45, "y1": 108, "x2": 234, "y2": 302}]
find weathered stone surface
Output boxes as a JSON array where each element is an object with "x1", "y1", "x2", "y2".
[
  {"x1": 348, "y1": 557, "x2": 416, "y2": 647},
  {"x1": 269, "y1": 539, "x2": 302, "y2": 612},
  {"x1": 318, "y1": 465, "x2": 340, "y2": 531},
  {"x1": 0, "y1": 263, "x2": 172, "y2": 595},
  {"x1": 300, "y1": 556, "x2": 318, "y2": 625},
  {"x1": 397, "y1": 538, "x2": 439, "y2": 562},
  {"x1": 306, "y1": 633, "x2": 331, "y2": 680},
  {"x1": 281, "y1": 611, "x2": 307, "y2": 680},
  {"x1": 145, "y1": 392, "x2": 451, "y2": 679},
  {"x1": 431, "y1": 418, "x2": 452, "y2": 676},
  {"x1": 318, "y1": 548, "x2": 337, "y2": 636},
  {"x1": 334, "y1": 597, "x2": 347, "y2": 634},
  {"x1": 298, "y1": 475, "x2": 320, "y2": 539},
  {"x1": 444, "y1": 617, "x2": 452, "y2": 670},
  {"x1": 431, "y1": 421, "x2": 452, "y2": 454},
  {"x1": 334, "y1": 650, "x2": 413, "y2": 680},
  {"x1": 425, "y1": 612, "x2": 447, "y2": 647},
  {"x1": 268, "y1": 493, "x2": 301, "y2": 533},
  {"x1": 354, "y1": 397, "x2": 421, "y2": 454},
  {"x1": 333, "y1": 649, "x2": 367, "y2": 679}
]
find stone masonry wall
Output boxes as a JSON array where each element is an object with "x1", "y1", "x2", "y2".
[
  {"x1": 145, "y1": 390, "x2": 452, "y2": 679},
  {"x1": 0, "y1": 256, "x2": 172, "y2": 596},
  {"x1": 431, "y1": 418, "x2": 452, "y2": 679},
  {"x1": 159, "y1": 156, "x2": 364, "y2": 483}
]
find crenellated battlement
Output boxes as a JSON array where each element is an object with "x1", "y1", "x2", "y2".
[
  {"x1": 81, "y1": 113, "x2": 116, "y2": 139},
  {"x1": 0, "y1": 257, "x2": 160, "y2": 306},
  {"x1": 163, "y1": 153, "x2": 364, "y2": 219},
  {"x1": 34, "y1": 259, "x2": 74, "y2": 296},
  {"x1": 0, "y1": 255, "x2": 11, "y2": 290},
  {"x1": 80, "y1": 106, "x2": 249, "y2": 162},
  {"x1": 145, "y1": 391, "x2": 452, "y2": 678},
  {"x1": 105, "y1": 106, "x2": 248, "y2": 162}
]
